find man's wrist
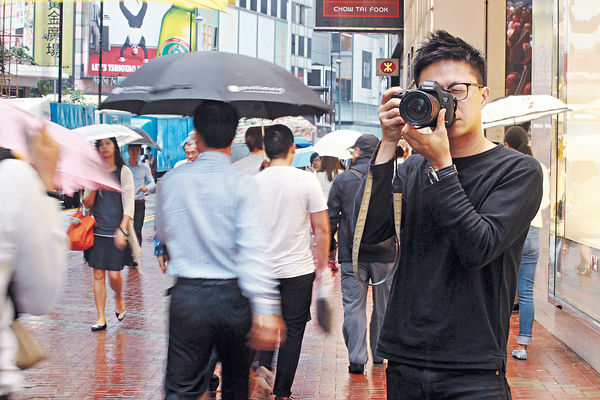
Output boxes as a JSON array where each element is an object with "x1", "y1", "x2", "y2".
[
  {"x1": 430, "y1": 154, "x2": 453, "y2": 171},
  {"x1": 374, "y1": 141, "x2": 397, "y2": 165}
]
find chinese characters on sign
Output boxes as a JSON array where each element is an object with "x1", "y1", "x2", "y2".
[
  {"x1": 33, "y1": 0, "x2": 73, "y2": 73},
  {"x1": 46, "y1": 2, "x2": 61, "y2": 58}
]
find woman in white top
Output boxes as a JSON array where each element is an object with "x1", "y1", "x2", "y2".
[
  {"x1": 315, "y1": 156, "x2": 342, "y2": 200},
  {"x1": 82, "y1": 137, "x2": 135, "y2": 332}
]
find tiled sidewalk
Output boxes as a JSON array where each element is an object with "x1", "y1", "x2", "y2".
[{"x1": 11, "y1": 203, "x2": 600, "y2": 399}]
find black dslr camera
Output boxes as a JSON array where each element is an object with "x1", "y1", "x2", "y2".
[{"x1": 392, "y1": 80, "x2": 457, "y2": 129}]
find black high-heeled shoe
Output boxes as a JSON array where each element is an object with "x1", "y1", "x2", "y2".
[
  {"x1": 116, "y1": 310, "x2": 126, "y2": 321},
  {"x1": 91, "y1": 323, "x2": 107, "y2": 331}
]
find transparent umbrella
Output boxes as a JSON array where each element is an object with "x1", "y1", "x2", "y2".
[
  {"x1": 312, "y1": 130, "x2": 363, "y2": 160},
  {"x1": 482, "y1": 95, "x2": 572, "y2": 129}
]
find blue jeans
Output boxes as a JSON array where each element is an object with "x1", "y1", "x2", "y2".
[{"x1": 516, "y1": 226, "x2": 540, "y2": 345}]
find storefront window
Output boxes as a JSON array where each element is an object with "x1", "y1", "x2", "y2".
[{"x1": 550, "y1": 0, "x2": 600, "y2": 323}]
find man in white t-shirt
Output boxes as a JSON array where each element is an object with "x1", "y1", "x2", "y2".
[{"x1": 254, "y1": 124, "x2": 330, "y2": 400}]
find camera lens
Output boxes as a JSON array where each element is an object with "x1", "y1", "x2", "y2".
[
  {"x1": 406, "y1": 96, "x2": 429, "y2": 120},
  {"x1": 399, "y1": 91, "x2": 440, "y2": 127}
]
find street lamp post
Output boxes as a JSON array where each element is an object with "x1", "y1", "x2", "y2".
[{"x1": 335, "y1": 58, "x2": 341, "y2": 130}]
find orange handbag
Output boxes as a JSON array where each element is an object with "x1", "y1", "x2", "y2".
[{"x1": 67, "y1": 211, "x2": 97, "y2": 251}]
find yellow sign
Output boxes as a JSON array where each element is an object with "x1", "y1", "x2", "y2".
[{"x1": 33, "y1": 0, "x2": 74, "y2": 75}]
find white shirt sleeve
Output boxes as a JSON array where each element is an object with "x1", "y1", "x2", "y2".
[
  {"x1": 307, "y1": 172, "x2": 328, "y2": 213},
  {"x1": 120, "y1": 166, "x2": 135, "y2": 219},
  {"x1": 1, "y1": 160, "x2": 67, "y2": 315}
]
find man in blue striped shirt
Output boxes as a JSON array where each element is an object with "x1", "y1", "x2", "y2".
[{"x1": 155, "y1": 101, "x2": 284, "y2": 400}]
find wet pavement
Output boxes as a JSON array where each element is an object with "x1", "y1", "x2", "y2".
[{"x1": 11, "y1": 194, "x2": 600, "y2": 399}]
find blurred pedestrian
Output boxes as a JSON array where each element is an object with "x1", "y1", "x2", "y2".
[
  {"x1": 173, "y1": 133, "x2": 199, "y2": 168},
  {"x1": 315, "y1": 155, "x2": 341, "y2": 199},
  {"x1": 504, "y1": 126, "x2": 549, "y2": 361},
  {"x1": 155, "y1": 101, "x2": 284, "y2": 400},
  {"x1": 125, "y1": 144, "x2": 155, "y2": 266},
  {"x1": 254, "y1": 124, "x2": 330, "y2": 400},
  {"x1": 369, "y1": 31, "x2": 542, "y2": 399},
  {"x1": 82, "y1": 137, "x2": 135, "y2": 331},
  {"x1": 141, "y1": 146, "x2": 156, "y2": 177},
  {"x1": 328, "y1": 134, "x2": 395, "y2": 374},
  {"x1": 308, "y1": 152, "x2": 320, "y2": 173},
  {"x1": 0, "y1": 136, "x2": 66, "y2": 398},
  {"x1": 233, "y1": 126, "x2": 265, "y2": 175}
]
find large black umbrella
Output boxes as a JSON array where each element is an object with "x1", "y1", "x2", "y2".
[{"x1": 100, "y1": 52, "x2": 331, "y2": 119}]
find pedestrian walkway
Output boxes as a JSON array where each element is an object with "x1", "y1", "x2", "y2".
[{"x1": 11, "y1": 196, "x2": 600, "y2": 399}]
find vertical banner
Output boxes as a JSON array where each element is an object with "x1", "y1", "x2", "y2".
[
  {"x1": 34, "y1": 0, "x2": 73, "y2": 75},
  {"x1": 196, "y1": 8, "x2": 219, "y2": 51},
  {"x1": 362, "y1": 50, "x2": 371, "y2": 89},
  {"x1": 274, "y1": 20, "x2": 288, "y2": 68},
  {"x1": 505, "y1": 1, "x2": 532, "y2": 95}
]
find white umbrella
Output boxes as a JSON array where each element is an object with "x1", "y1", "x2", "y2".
[
  {"x1": 73, "y1": 124, "x2": 144, "y2": 148},
  {"x1": 482, "y1": 95, "x2": 572, "y2": 129},
  {"x1": 313, "y1": 130, "x2": 363, "y2": 160}
]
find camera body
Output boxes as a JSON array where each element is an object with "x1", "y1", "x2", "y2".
[{"x1": 392, "y1": 80, "x2": 457, "y2": 129}]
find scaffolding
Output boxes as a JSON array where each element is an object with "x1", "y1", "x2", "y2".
[{"x1": 0, "y1": 0, "x2": 18, "y2": 98}]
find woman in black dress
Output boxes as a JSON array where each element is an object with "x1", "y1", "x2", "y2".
[{"x1": 83, "y1": 137, "x2": 135, "y2": 331}]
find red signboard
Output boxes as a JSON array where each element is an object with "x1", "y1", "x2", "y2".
[
  {"x1": 88, "y1": 46, "x2": 158, "y2": 77},
  {"x1": 376, "y1": 58, "x2": 399, "y2": 76},
  {"x1": 315, "y1": 0, "x2": 402, "y2": 32},
  {"x1": 322, "y1": 1, "x2": 400, "y2": 18}
]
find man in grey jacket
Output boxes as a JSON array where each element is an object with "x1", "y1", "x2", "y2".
[{"x1": 327, "y1": 134, "x2": 395, "y2": 374}]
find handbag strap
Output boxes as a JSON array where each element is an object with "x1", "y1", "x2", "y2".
[{"x1": 352, "y1": 162, "x2": 401, "y2": 287}]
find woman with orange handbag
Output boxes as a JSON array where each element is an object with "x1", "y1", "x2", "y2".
[{"x1": 82, "y1": 137, "x2": 135, "y2": 332}]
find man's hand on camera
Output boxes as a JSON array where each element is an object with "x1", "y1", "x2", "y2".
[
  {"x1": 376, "y1": 87, "x2": 405, "y2": 164},
  {"x1": 402, "y1": 109, "x2": 453, "y2": 171}
]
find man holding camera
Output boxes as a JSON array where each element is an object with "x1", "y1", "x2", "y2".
[{"x1": 361, "y1": 30, "x2": 542, "y2": 398}]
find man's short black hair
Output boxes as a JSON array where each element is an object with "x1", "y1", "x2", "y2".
[
  {"x1": 263, "y1": 124, "x2": 294, "y2": 160},
  {"x1": 412, "y1": 30, "x2": 487, "y2": 86},
  {"x1": 245, "y1": 126, "x2": 264, "y2": 152},
  {"x1": 193, "y1": 101, "x2": 239, "y2": 149}
]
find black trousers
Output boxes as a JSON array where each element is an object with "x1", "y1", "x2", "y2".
[
  {"x1": 165, "y1": 278, "x2": 252, "y2": 400},
  {"x1": 133, "y1": 201, "x2": 145, "y2": 242},
  {"x1": 386, "y1": 361, "x2": 512, "y2": 400},
  {"x1": 258, "y1": 272, "x2": 314, "y2": 398}
]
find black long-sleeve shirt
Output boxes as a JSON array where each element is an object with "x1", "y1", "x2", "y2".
[{"x1": 361, "y1": 144, "x2": 542, "y2": 370}]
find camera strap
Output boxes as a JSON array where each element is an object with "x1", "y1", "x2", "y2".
[{"x1": 352, "y1": 158, "x2": 401, "y2": 287}]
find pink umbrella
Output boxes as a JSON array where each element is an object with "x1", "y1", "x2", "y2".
[{"x1": 0, "y1": 100, "x2": 121, "y2": 196}]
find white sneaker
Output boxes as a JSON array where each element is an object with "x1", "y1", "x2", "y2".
[
  {"x1": 119, "y1": 57, "x2": 125, "y2": 62},
  {"x1": 512, "y1": 349, "x2": 527, "y2": 360}
]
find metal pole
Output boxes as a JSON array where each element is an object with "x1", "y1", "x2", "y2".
[
  {"x1": 98, "y1": 0, "x2": 103, "y2": 107},
  {"x1": 58, "y1": 1, "x2": 63, "y2": 102},
  {"x1": 336, "y1": 58, "x2": 342, "y2": 130},
  {"x1": 189, "y1": 10, "x2": 193, "y2": 52}
]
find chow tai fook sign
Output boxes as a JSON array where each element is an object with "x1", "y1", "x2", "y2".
[{"x1": 315, "y1": 0, "x2": 402, "y2": 32}]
